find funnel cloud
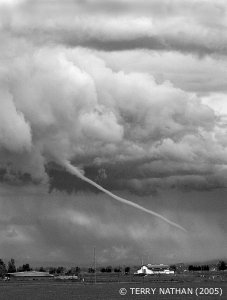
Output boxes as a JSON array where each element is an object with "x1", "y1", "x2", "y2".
[{"x1": 63, "y1": 160, "x2": 186, "y2": 232}]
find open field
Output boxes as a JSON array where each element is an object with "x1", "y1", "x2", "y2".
[
  {"x1": 80, "y1": 271, "x2": 227, "y2": 284},
  {"x1": 0, "y1": 281, "x2": 226, "y2": 300}
]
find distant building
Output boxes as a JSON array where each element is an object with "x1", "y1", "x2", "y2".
[
  {"x1": 6, "y1": 271, "x2": 54, "y2": 280},
  {"x1": 135, "y1": 264, "x2": 174, "y2": 275},
  {"x1": 56, "y1": 275, "x2": 79, "y2": 280}
]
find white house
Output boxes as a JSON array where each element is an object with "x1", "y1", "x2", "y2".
[{"x1": 135, "y1": 264, "x2": 174, "y2": 275}]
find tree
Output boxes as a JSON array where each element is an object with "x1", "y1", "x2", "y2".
[
  {"x1": 124, "y1": 266, "x2": 130, "y2": 274},
  {"x1": 7, "y1": 259, "x2": 16, "y2": 273},
  {"x1": 201, "y1": 265, "x2": 209, "y2": 271},
  {"x1": 106, "y1": 266, "x2": 112, "y2": 273},
  {"x1": 188, "y1": 265, "x2": 193, "y2": 271},
  {"x1": 114, "y1": 267, "x2": 121, "y2": 273},
  {"x1": 67, "y1": 266, "x2": 81, "y2": 275},
  {"x1": 88, "y1": 267, "x2": 95, "y2": 273},
  {"x1": 217, "y1": 261, "x2": 227, "y2": 271},
  {"x1": 56, "y1": 266, "x2": 65, "y2": 274},
  {"x1": 0, "y1": 259, "x2": 7, "y2": 278},
  {"x1": 170, "y1": 265, "x2": 176, "y2": 271},
  {"x1": 49, "y1": 267, "x2": 57, "y2": 274},
  {"x1": 100, "y1": 266, "x2": 112, "y2": 272},
  {"x1": 100, "y1": 267, "x2": 106, "y2": 273},
  {"x1": 22, "y1": 263, "x2": 31, "y2": 272},
  {"x1": 17, "y1": 266, "x2": 23, "y2": 272},
  {"x1": 188, "y1": 264, "x2": 209, "y2": 271}
]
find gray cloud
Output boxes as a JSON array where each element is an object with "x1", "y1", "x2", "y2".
[
  {"x1": 1, "y1": 0, "x2": 227, "y2": 55},
  {"x1": 0, "y1": 44, "x2": 226, "y2": 193},
  {"x1": 97, "y1": 50, "x2": 227, "y2": 94},
  {"x1": 0, "y1": 0, "x2": 227, "y2": 264},
  {"x1": 0, "y1": 183, "x2": 226, "y2": 265}
]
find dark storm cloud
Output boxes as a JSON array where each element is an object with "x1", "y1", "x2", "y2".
[
  {"x1": 47, "y1": 157, "x2": 227, "y2": 196},
  {"x1": 0, "y1": 183, "x2": 226, "y2": 264}
]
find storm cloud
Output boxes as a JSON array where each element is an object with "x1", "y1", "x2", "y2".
[
  {"x1": 0, "y1": 45, "x2": 225, "y2": 193},
  {"x1": 0, "y1": 0, "x2": 226, "y2": 264}
]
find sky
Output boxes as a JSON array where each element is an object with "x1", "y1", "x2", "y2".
[{"x1": 0, "y1": 0, "x2": 227, "y2": 267}]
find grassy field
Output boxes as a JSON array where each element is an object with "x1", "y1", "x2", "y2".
[
  {"x1": 0, "y1": 281, "x2": 226, "y2": 300},
  {"x1": 80, "y1": 271, "x2": 227, "y2": 284}
]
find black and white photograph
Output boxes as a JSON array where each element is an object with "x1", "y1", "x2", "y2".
[{"x1": 0, "y1": 0, "x2": 226, "y2": 299}]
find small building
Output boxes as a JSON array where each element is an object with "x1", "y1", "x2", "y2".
[
  {"x1": 6, "y1": 271, "x2": 54, "y2": 280},
  {"x1": 56, "y1": 275, "x2": 79, "y2": 280},
  {"x1": 135, "y1": 264, "x2": 174, "y2": 275}
]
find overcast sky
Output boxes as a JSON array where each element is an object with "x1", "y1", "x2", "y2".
[{"x1": 0, "y1": 0, "x2": 227, "y2": 267}]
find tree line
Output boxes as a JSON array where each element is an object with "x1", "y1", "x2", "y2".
[
  {"x1": 188, "y1": 265, "x2": 209, "y2": 271},
  {"x1": 0, "y1": 258, "x2": 132, "y2": 277},
  {"x1": 98, "y1": 266, "x2": 130, "y2": 274},
  {"x1": 188, "y1": 261, "x2": 227, "y2": 272},
  {"x1": 0, "y1": 259, "x2": 33, "y2": 277},
  {"x1": 0, "y1": 258, "x2": 226, "y2": 278}
]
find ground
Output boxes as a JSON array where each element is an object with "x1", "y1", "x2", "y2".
[{"x1": 0, "y1": 281, "x2": 226, "y2": 300}]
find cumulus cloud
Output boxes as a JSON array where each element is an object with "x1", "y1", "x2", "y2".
[
  {"x1": 98, "y1": 50, "x2": 227, "y2": 94},
  {"x1": 0, "y1": 43, "x2": 226, "y2": 194},
  {"x1": 0, "y1": 89, "x2": 31, "y2": 152}
]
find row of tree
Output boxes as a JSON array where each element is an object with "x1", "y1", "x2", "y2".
[
  {"x1": 49, "y1": 266, "x2": 81, "y2": 275},
  {"x1": 48, "y1": 266, "x2": 131, "y2": 275},
  {"x1": 99, "y1": 266, "x2": 130, "y2": 273},
  {"x1": 0, "y1": 258, "x2": 132, "y2": 277},
  {"x1": 188, "y1": 261, "x2": 227, "y2": 272},
  {"x1": 0, "y1": 258, "x2": 226, "y2": 278},
  {"x1": 0, "y1": 259, "x2": 32, "y2": 277},
  {"x1": 188, "y1": 265, "x2": 209, "y2": 271}
]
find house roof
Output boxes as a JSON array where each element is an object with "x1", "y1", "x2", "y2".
[
  {"x1": 7, "y1": 271, "x2": 54, "y2": 277},
  {"x1": 147, "y1": 264, "x2": 169, "y2": 268}
]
